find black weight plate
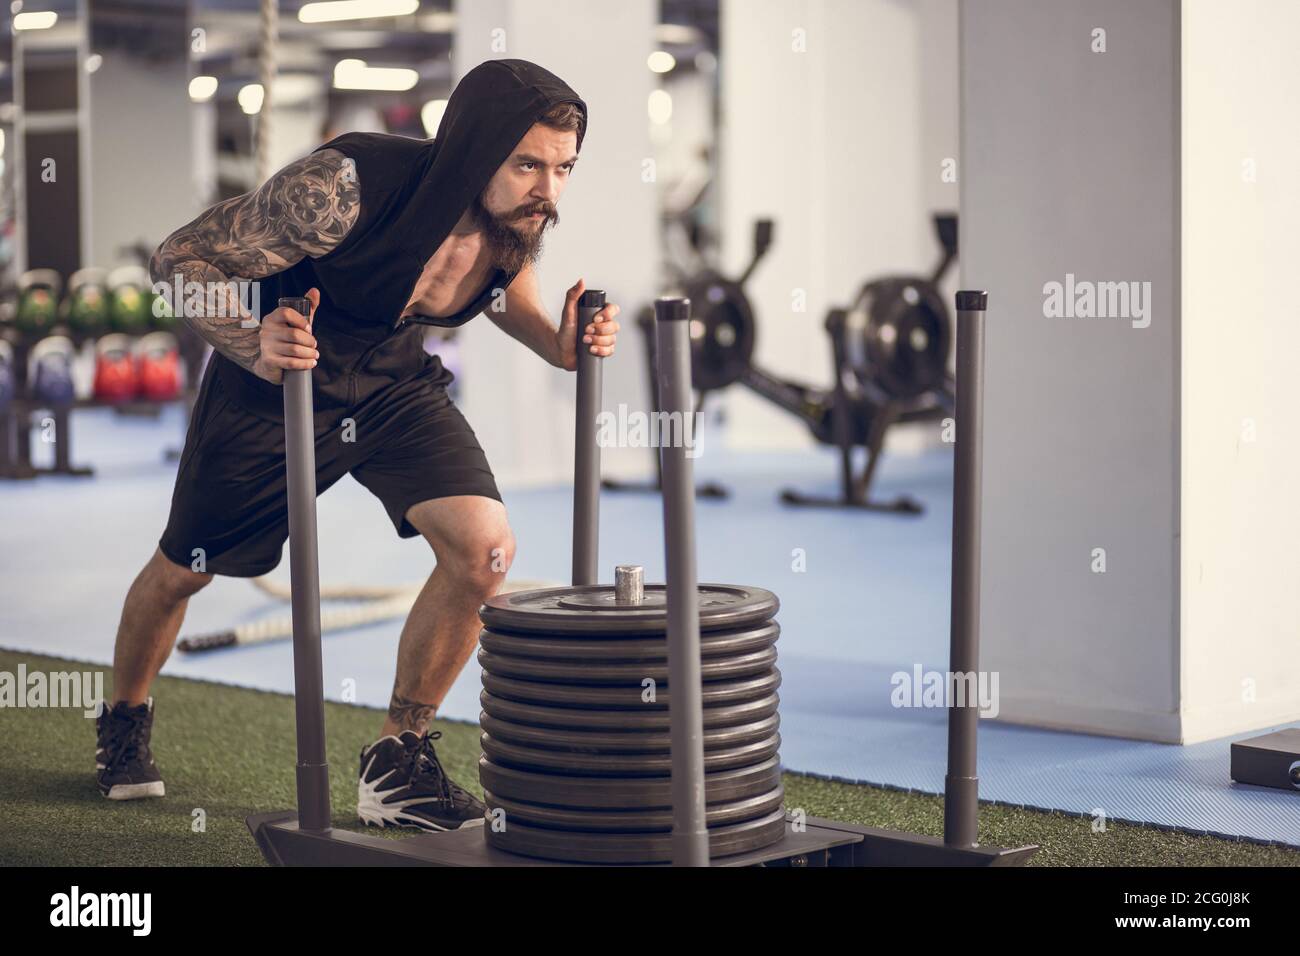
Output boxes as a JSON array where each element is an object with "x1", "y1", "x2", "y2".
[
  {"x1": 480, "y1": 689, "x2": 781, "y2": 731},
  {"x1": 861, "y1": 276, "x2": 951, "y2": 400},
  {"x1": 479, "y1": 620, "x2": 779, "y2": 662},
  {"x1": 481, "y1": 667, "x2": 781, "y2": 710},
  {"x1": 478, "y1": 644, "x2": 777, "y2": 686},
  {"x1": 480, "y1": 730, "x2": 781, "y2": 777},
  {"x1": 480, "y1": 583, "x2": 778, "y2": 635},
  {"x1": 483, "y1": 785, "x2": 784, "y2": 833},
  {"x1": 485, "y1": 808, "x2": 788, "y2": 864},
  {"x1": 885, "y1": 300, "x2": 947, "y2": 396},
  {"x1": 478, "y1": 711, "x2": 780, "y2": 754},
  {"x1": 479, "y1": 754, "x2": 782, "y2": 810},
  {"x1": 684, "y1": 272, "x2": 757, "y2": 393}
]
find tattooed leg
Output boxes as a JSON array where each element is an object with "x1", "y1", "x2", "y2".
[
  {"x1": 385, "y1": 692, "x2": 438, "y2": 737},
  {"x1": 378, "y1": 561, "x2": 498, "y2": 740}
]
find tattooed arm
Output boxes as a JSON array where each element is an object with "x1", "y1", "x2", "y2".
[{"x1": 148, "y1": 149, "x2": 360, "y2": 378}]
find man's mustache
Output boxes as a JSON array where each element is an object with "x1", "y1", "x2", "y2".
[{"x1": 510, "y1": 202, "x2": 558, "y2": 223}]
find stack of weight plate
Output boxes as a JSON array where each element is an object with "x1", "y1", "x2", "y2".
[{"x1": 477, "y1": 581, "x2": 785, "y2": 864}]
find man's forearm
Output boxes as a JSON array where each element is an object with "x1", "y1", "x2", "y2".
[
  {"x1": 489, "y1": 301, "x2": 564, "y2": 367},
  {"x1": 150, "y1": 254, "x2": 261, "y2": 372}
]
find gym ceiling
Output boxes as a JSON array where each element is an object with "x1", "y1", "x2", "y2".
[{"x1": 0, "y1": 0, "x2": 721, "y2": 109}]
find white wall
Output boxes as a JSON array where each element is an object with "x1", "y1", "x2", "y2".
[
  {"x1": 266, "y1": 97, "x2": 329, "y2": 172},
  {"x1": 918, "y1": 0, "x2": 960, "y2": 321},
  {"x1": 191, "y1": 100, "x2": 218, "y2": 207},
  {"x1": 87, "y1": 48, "x2": 199, "y2": 266},
  {"x1": 918, "y1": 0, "x2": 959, "y2": 219},
  {"x1": 656, "y1": 69, "x2": 715, "y2": 245},
  {"x1": 963, "y1": 0, "x2": 1300, "y2": 743},
  {"x1": 454, "y1": 0, "x2": 661, "y2": 489},
  {"x1": 962, "y1": 0, "x2": 1182, "y2": 741},
  {"x1": 718, "y1": 0, "x2": 953, "y2": 451},
  {"x1": 89, "y1": 50, "x2": 324, "y2": 263},
  {"x1": 1180, "y1": 0, "x2": 1300, "y2": 740}
]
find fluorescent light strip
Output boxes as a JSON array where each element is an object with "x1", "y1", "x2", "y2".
[
  {"x1": 299, "y1": 0, "x2": 419, "y2": 25},
  {"x1": 333, "y1": 58, "x2": 418, "y2": 92},
  {"x1": 14, "y1": 11, "x2": 59, "y2": 31}
]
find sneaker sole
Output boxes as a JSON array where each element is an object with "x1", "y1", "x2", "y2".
[
  {"x1": 104, "y1": 781, "x2": 166, "y2": 800},
  {"x1": 357, "y1": 814, "x2": 487, "y2": 831},
  {"x1": 359, "y1": 814, "x2": 449, "y2": 832},
  {"x1": 357, "y1": 794, "x2": 487, "y2": 832}
]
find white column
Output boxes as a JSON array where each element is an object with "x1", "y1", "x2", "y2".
[
  {"x1": 266, "y1": 95, "x2": 328, "y2": 171},
  {"x1": 962, "y1": 0, "x2": 1181, "y2": 741},
  {"x1": 87, "y1": 48, "x2": 198, "y2": 268},
  {"x1": 963, "y1": 0, "x2": 1300, "y2": 743},
  {"x1": 454, "y1": 0, "x2": 661, "y2": 488},
  {"x1": 1180, "y1": 0, "x2": 1300, "y2": 741}
]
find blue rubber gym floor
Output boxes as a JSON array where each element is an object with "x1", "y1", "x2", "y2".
[{"x1": 1, "y1": 405, "x2": 1296, "y2": 849}]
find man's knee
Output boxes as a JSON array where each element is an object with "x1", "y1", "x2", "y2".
[
  {"x1": 408, "y1": 497, "x2": 516, "y2": 595},
  {"x1": 446, "y1": 524, "x2": 515, "y2": 595},
  {"x1": 422, "y1": 519, "x2": 515, "y2": 595},
  {"x1": 148, "y1": 548, "x2": 213, "y2": 600}
]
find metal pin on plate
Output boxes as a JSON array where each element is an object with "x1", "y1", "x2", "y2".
[{"x1": 614, "y1": 565, "x2": 644, "y2": 605}]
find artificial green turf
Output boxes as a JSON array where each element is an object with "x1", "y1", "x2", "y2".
[{"x1": 1, "y1": 648, "x2": 1296, "y2": 867}]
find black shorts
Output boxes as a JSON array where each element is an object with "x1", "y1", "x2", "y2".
[{"x1": 158, "y1": 369, "x2": 501, "y2": 577}]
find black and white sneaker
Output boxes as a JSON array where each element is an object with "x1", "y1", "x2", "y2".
[
  {"x1": 95, "y1": 698, "x2": 165, "y2": 800},
  {"x1": 357, "y1": 730, "x2": 485, "y2": 831}
]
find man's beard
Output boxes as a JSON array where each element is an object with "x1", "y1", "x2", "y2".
[{"x1": 471, "y1": 195, "x2": 558, "y2": 273}]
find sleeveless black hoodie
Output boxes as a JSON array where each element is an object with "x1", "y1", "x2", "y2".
[{"x1": 207, "y1": 59, "x2": 588, "y2": 425}]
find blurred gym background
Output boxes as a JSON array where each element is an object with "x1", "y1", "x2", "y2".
[
  {"x1": 0, "y1": 0, "x2": 963, "y2": 482},
  {"x1": 1, "y1": 0, "x2": 1297, "y2": 860}
]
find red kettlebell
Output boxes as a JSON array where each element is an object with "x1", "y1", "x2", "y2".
[
  {"x1": 93, "y1": 333, "x2": 137, "y2": 402},
  {"x1": 134, "y1": 331, "x2": 181, "y2": 401}
]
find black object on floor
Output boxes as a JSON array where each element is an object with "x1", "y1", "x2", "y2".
[{"x1": 1230, "y1": 729, "x2": 1300, "y2": 792}]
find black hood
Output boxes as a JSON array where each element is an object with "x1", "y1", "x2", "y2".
[
  {"x1": 218, "y1": 59, "x2": 589, "y2": 426},
  {"x1": 393, "y1": 58, "x2": 587, "y2": 271},
  {"x1": 301, "y1": 58, "x2": 585, "y2": 326}
]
